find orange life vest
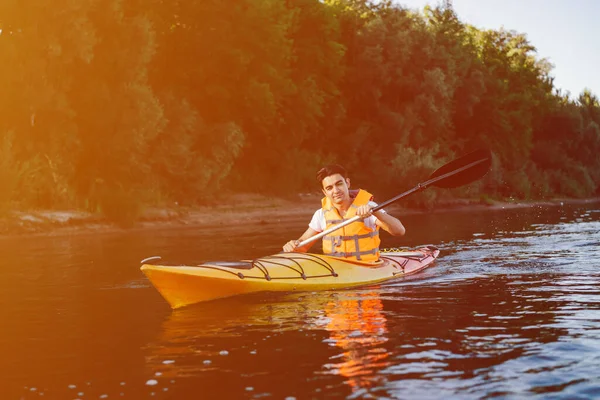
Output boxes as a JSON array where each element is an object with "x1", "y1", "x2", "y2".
[{"x1": 322, "y1": 189, "x2": 381, "y2": 262}]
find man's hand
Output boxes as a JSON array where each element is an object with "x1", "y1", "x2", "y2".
[
  {"x1": 282, "y1": 227, "x2": 320, "y2": 253},
  {"x1": 282, "y1": 240, "x2": 300, "y2": 253},
  {"x1": 356, "y1": 204, "x2": 373, "y2": 219}
]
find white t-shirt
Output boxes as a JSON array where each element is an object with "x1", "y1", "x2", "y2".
[{"x1": 308, "y1": 201, "x2": 384, "y2": 232}]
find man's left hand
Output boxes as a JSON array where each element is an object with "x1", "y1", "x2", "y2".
[{"x1": 356, "y1": 205, "x2": 373, "y2": 219}]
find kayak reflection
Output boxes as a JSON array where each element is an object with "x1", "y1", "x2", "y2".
[
  {"x1": 143, "y1": 290, "x2": 391, "y2": 394},
  {"x1": 318, "y1": 291, "x2": 391, "y2": 393}
]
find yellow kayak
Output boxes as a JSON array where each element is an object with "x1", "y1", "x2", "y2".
[{"x1": 141, "y1": 246, "x2": 439, "y2": 309}]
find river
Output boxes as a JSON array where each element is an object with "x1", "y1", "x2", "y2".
[{"x1": 2, "y1": 201, "x2": 599, "y2": 399}]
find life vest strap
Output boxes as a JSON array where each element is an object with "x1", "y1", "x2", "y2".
[
  {"x1": 323, "y1": 231, "x2": 379, "y2": 241},
  {"x1": 324, "y1": 248, "x2": 379, "y2": 260}
]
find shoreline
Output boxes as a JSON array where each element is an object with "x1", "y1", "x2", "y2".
[{"x1": 1, "y1": 194, "x2": 599, "y2": 239}]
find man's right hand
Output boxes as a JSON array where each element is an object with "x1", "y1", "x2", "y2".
[{"x1": 282, "y1": 240, "x2": 300, "y2": 253}]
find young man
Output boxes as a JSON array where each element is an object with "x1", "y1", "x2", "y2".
[{"x1": 282, "y1": 164, "x2": 405, "y2": 262}]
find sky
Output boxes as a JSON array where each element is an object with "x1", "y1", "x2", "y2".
[{"x1": 397, "y1": 0, "x2": 600, "y2": 99}]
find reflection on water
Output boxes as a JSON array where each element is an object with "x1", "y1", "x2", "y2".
[
  {"x1": 2, "y1": 202, "x2": 600, "y2": 399},
  {"x1": 144, "y1": 291, "x2": 392, "y2": 396},
  {"x1": 320, "y1": 293, "x2": 390, "y2": 394}
]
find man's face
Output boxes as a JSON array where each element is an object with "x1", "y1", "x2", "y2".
[{"x1": 321, "y1": 173, "x2": 350, "y2": 206}]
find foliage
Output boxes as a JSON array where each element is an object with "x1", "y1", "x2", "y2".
[{"x1": 0, "y1": 0, "x2": 599, "y2": 222}]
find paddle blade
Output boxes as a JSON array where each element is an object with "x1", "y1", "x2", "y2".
[{"x1": 428, "y1": 149, "x2": 492, "y2": 189}]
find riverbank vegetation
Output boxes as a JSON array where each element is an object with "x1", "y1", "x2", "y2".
[{"x1": 1, "y1": 0, "x2": 599, "y2": 223}]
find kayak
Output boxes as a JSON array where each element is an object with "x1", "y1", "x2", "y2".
[{"x1": 141, "y1": 246, "x2": 440, "y2": 309}]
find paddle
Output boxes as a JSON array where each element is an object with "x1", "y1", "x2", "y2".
[{"x1": 297, "y1": 149, "x2": 492, "y2": 248}]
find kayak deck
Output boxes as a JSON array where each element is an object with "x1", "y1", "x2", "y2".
[{"x1": 141, "y1": 246, "x2": 440, "y2": 309}]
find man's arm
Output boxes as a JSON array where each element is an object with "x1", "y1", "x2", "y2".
[
  {"x1": 356, "y1": 204, "x2": 406, "y2": 236},
  {"x1": 282, "y1": 227, "x2": 321, "y2": 253},
  {"x1": 373, "y1": 210, "x2": 406, "y2": 236}
]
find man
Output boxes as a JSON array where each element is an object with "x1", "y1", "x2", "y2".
[{"x1": 282, "y1": 164, "x2": 405, "y2": 262}]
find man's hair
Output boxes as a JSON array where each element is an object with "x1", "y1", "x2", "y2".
[{"x1": 316, "y1": 164, "x2": 348, "y2": 188}]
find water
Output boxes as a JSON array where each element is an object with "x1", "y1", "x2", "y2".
[{"x1": 1, "y1": 202, "x2": 599, "y2": 399}]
